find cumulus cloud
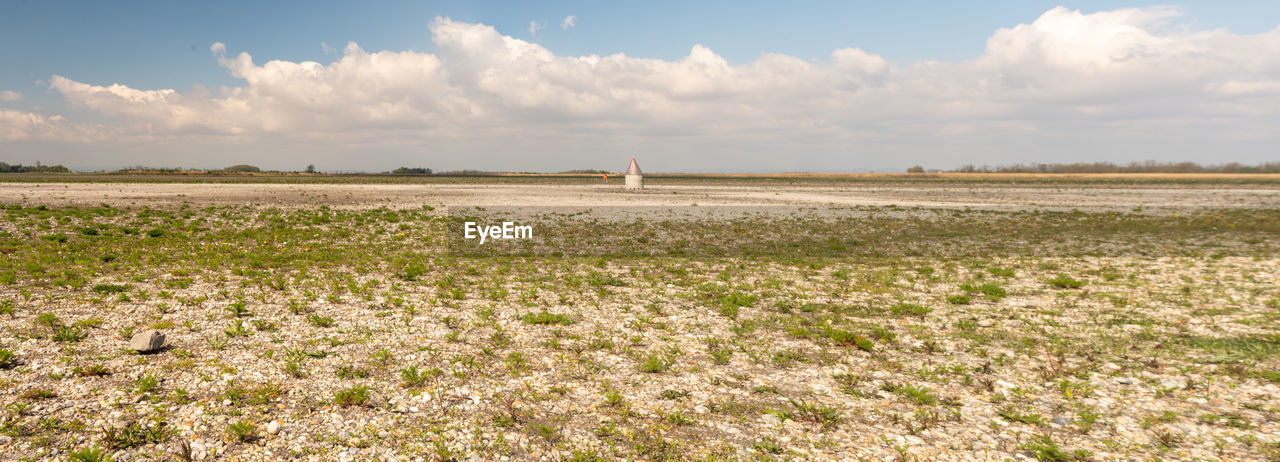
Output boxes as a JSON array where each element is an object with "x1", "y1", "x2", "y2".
[
  {"x1": 0, "y1": 91, "x2": 21, "y2": 102},
  {"x1": 16, "y1": 7, "x2": 1280, "y2": 169},
  {"x1": 561, "y1": 15, "x2": 576, "y2": 30},
  {"x1": 528, "y1": 20, "x2": 542, "y2": 37},
  {"x1": 0, "y1": 110, "x2": 66, "y2": 141}
]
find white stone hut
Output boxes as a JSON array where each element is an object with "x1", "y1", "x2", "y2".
[{"x1": 625, "y1": 158, "x2": 643, "y2": 190}]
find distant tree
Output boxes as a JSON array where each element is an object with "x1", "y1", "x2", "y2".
[
  {"x1": 906, "y1": 165, "x2": 925, "y2": 173},
  {"x1": 224, "y1": 164, "x2": 261, "y2": 173},
  {"x1": 304, "y1": 164, "x2": 316, "y2": 173},
  {"x1": 0, "y1": 162, "x2": 70, "y2": 173},
  {"x1": 391, "y1": 167, "x2": 432, "y2": 175}
]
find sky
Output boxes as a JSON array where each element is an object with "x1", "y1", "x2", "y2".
[{"x1": 1, "y1": 1, "x2": 1279, "y2": 172}]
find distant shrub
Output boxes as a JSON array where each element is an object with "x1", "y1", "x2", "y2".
[
  {"x1": 392, "y1": 167, "x2": 432, "y2": 175},
  {"x1": 224, "y1": 164, "x2": 260, "y2": 173}
]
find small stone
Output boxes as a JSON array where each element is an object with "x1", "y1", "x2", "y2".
[
  {"x1": 267, "y1": 420, "x2": 281, "y2": 435},
  {"x1": 1051, "y1": 416, "x2": 1072, "y2": 426},
  {"x1": 190, "y1": 440, "x2": 207, "y2": 460},
  {"x1": 977, "y1": 319, "x2": 994, "y2": 327},
  {"x1": 128, "y1": 330, "x2": 166, "y2": 353},
  {"x1": 1116, "y1": 377, "x2": 1138, "y2": 385}
]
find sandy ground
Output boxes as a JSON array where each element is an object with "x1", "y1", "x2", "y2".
[{"x1": 1, "y1": 182, "x2": 1279, "y2": 212}]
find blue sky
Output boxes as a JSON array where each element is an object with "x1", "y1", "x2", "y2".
[{"x1": 2, "y1": 2, "x2": 1279, "y2": 171}]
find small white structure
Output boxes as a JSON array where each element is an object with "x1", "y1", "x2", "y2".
[{"x1": 625, "y1": 158, "x2": 643, "y2": 190}]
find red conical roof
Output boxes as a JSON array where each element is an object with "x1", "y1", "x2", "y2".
[{"x1": 626, "y1": 158, "x2": 642, "y2": 175}]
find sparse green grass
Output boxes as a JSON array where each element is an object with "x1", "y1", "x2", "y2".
[
  {"x1": 889, "y1": 303, "x2": 931, "y2": 317},
  {"x1": 334, "y1": 385, "x2": 371, "y2": 407},
  {"x1": 400, "y1": 365, "x2": 439, "y2": 388},
  {"x1": 782, "y1": 398, "x2": 842, "y2": 430},
  {"x1": 959, "y1": 281, "x2": 1007, "y2": 299},
  {"x1": 101, "y1": 418, "x2": 173, "y2": 450},
  {"x1": 67, "y1": 445, "x2": 113, "y2": 462},
  {"x1": 1046, "y1": 275, "x2": 1084, "y2": 289},
  {"x1": 638, "y1": 353, "x2": 674, "y2": 373},
  {"x1": 1021, "y1": 435, "x2": 1090, "y2": 461},
  {"x1": 999, "y1": 406, "x2": 1045, "y2": 425},
  {"x1": 226, "y1": 420, "x2": 256, "y2": 443},
  {"x1": 52, "y1": 325, "x2": 88, "y2": 342},
  {"x1": 0, "y1": 348, "x2": 17, "y2": 369},
  {"x1": 91, "y1": 284, "x2": 130, "y2": 294},
  {"x1": 881, "y1": 382, "x2": 936, "y2": 405},
  {"x1": 73, "y1": 364, "x2": 110, "y2": 377},
  {"x1": 522, "y1": 311, "x2": 574, "y2": 326},
  {"x1": 306, "y1": 314, "x2": 335, "y2": 327}
]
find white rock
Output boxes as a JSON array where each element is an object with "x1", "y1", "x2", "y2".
[
  {"x1": 128, "y1": 330, "x2": 166, "y2": 352},
  {"x1": 267, "y1": 420, "x2": 281, "y2": 435}
]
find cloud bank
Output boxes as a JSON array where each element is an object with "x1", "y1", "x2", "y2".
[{"x1": 7, "y1": 7, "x2": 1280, "y2": 170}]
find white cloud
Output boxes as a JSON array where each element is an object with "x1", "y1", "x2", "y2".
[
  {"x1": 16, "y1": 8, "x2": 1280, "y2": 170},
  {"x1": 529, "y1": 20, "x2": 542, "y2": 37},
  {"x1": 561, "y1": 15, "x2": 577, "y2": 30},
  {"x1": 0, "y1": 91, "x2": 21, "y2": 102},
  {"x1": 0, "y1": 110, "x2": 65, "y2": 141}
]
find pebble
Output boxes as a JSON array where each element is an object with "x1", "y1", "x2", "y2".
[{"x1": 267, "y1": 420, "x2": 282, "y2": 435}]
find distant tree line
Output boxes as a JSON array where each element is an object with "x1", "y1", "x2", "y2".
[
  {"x1": 390, "y1": 167, "x2": 433, "y2": 175},
  {"x1": 560, "y1": 169, "x2": 612, "y2": 174},
  {"x1": 949, "y1": 161, "x2": 1280, "y2": 174},
  {"x1": 434, "y1": 169, "x2": 497, "y2": 176},
  {"x1": 0, "y1": 162, "x2": 69, "y2": 173}
]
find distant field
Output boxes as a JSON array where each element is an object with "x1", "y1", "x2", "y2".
[{"x1": 0, "y1": 179, "x2": 1278, "y2": 460}]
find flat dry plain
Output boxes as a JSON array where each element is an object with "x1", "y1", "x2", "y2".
[{"x1": 1, "y1": 175, "x2": 1279, "y2": 461}]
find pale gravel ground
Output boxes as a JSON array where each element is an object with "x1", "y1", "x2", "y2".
[
  {"x1": 3, "y1": 257, "x2": 1278, "y2": 460},
  {"x1": 0, "y1": 181, "x2": 1278, "y2": 460},
  {"x1": 2, "y1": 182, "x2": 1279, "y2": 211}
]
